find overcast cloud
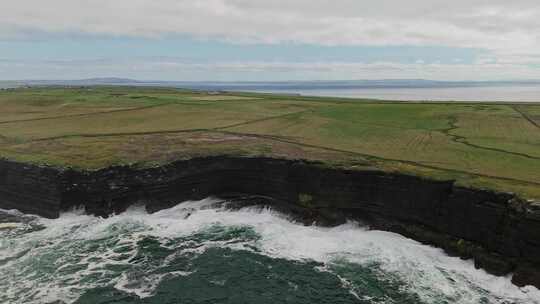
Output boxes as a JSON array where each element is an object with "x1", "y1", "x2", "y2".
[{"x1": 1, "y1": 0, "x2": 539, "y2": 80}]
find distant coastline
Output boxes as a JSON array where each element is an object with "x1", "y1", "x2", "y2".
[
  {"x1": 3, "y1": 78, "x2": 540, "y2": 102},
  {"x1": 243, "y1": 85, "x2": 540, "y2": 102}
]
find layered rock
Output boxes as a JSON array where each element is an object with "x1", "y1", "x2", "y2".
[
  {"x1": 0, "y1": 156, "x2": 539, "y2": 288},
  {"x1": 0, "y1": 159, "x2": 61, "y2": 218}
]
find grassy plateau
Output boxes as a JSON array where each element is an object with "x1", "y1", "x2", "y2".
[{"x1": 1, "y1": 86, "x2": 539, "y2": 201}]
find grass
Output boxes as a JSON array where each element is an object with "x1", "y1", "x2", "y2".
[{"x1": 1, "y1": 86, "x2": 539, "y2": 201}]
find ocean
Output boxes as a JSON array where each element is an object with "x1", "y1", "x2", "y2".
[
  {"x1": 1, "y1": 198, "x2": 538, "y2": 304},
  {"x1": 5, "y1": 80, "x2": 540, "y2": 102},
  {"x1": 244, "y1": 85, "x2": 540, "y2": 102}
]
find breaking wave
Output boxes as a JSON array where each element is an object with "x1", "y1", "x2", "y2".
[{"x1": 0, "y1": 198, "x2": 538, "y2": 304}]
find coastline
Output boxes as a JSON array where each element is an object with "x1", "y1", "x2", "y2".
[{"x1": 1, "y1": 155, "x2": 539, "y2": 289}]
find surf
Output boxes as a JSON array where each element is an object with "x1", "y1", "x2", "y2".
[{"x1": 0, "y1": 198, "x2": 538, "y2": 304}]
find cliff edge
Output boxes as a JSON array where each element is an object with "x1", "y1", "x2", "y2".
[{"x1": 1, "y1": 156, "x2": 539, "y2": 289}]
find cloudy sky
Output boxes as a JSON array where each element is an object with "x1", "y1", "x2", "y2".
[{"x1": 1, "y1": 0, "x2": 540, "y2": 81}]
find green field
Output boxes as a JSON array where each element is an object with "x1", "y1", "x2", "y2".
[{"x1": 1, "y1": 86, "x2": 540, "y2": 201}]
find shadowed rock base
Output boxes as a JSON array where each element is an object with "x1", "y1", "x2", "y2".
[{"x1": 1, "y1": 156, "x2": 539, "y2": 289}]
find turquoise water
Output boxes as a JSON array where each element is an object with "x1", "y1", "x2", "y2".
[{"x1": 1, "y1": 199, "x2": 539, "y2": 304}]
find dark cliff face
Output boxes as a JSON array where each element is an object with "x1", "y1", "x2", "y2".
[
  {"x1": 0, "y1": 160, "x2": 62, "y2": 218},
  {"x1": 1, "y1": 156, "x2": 539, "y2": 289}
]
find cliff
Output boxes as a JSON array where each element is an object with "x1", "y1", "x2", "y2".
[{"x1": 1, "y1": 156, "x2": 539, "y2": 288}]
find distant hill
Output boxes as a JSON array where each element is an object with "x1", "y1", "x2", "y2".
[
  {"x1": 17, "y1": 78, "x2": 140, "y2": 86},
  {"x1": 5, "y1": 78, "x2": 540, "y2": 91}
]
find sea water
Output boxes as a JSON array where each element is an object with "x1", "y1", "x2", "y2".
[
  {"x1": 243, "y1": 86, "x2": 540, "y2": 102},
  {"x1": 1, "y1": 198, "x2": 539, "y2": 304}
]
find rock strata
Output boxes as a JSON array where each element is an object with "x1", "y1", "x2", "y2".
[{"x1": 0, "y1": 156, "x2": 539, "y2": 288}]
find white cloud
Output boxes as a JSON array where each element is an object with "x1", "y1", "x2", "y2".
[{"x1": 1, "y1": 0, "x2": 539, "y2": 64}]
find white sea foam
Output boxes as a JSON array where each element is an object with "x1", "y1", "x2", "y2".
[{"x1": 1, "y1": 199, "x2": 539, "y2": 304}]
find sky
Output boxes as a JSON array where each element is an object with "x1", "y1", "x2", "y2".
[{"x1": 1, "y1": 0, "x2": 540, "y2": 81}]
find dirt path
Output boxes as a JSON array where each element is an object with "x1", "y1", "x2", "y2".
[
  {"x1": 15, "y1": 108, "x2": 540, "y2": 186},
  {"x1": 215, "y1": 110, "x2": 311, "y2": 130},
  {"x1": 27, "y1": 126, "x2": 540, "y2": 186},
  {"x1": 0, "y1": 104, "x2": 166, "y2": 125},
  {"x1": 511, "y1": 105, "x2": 540, "y2": 130},
  {"x1": 441, "y1": 116, "x2": 540, "y2": 160},
  {"x1": 217, "y1": 130, "x2": 540, "y2": 186}
]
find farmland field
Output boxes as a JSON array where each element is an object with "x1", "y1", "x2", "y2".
[{"x1": 1, "y1": 86, "x2": 539, "y2": 200}]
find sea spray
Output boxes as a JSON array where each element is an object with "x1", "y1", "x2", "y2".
[{"x1": 0, "y1": 199, "x2": 538, "y2": 304}]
